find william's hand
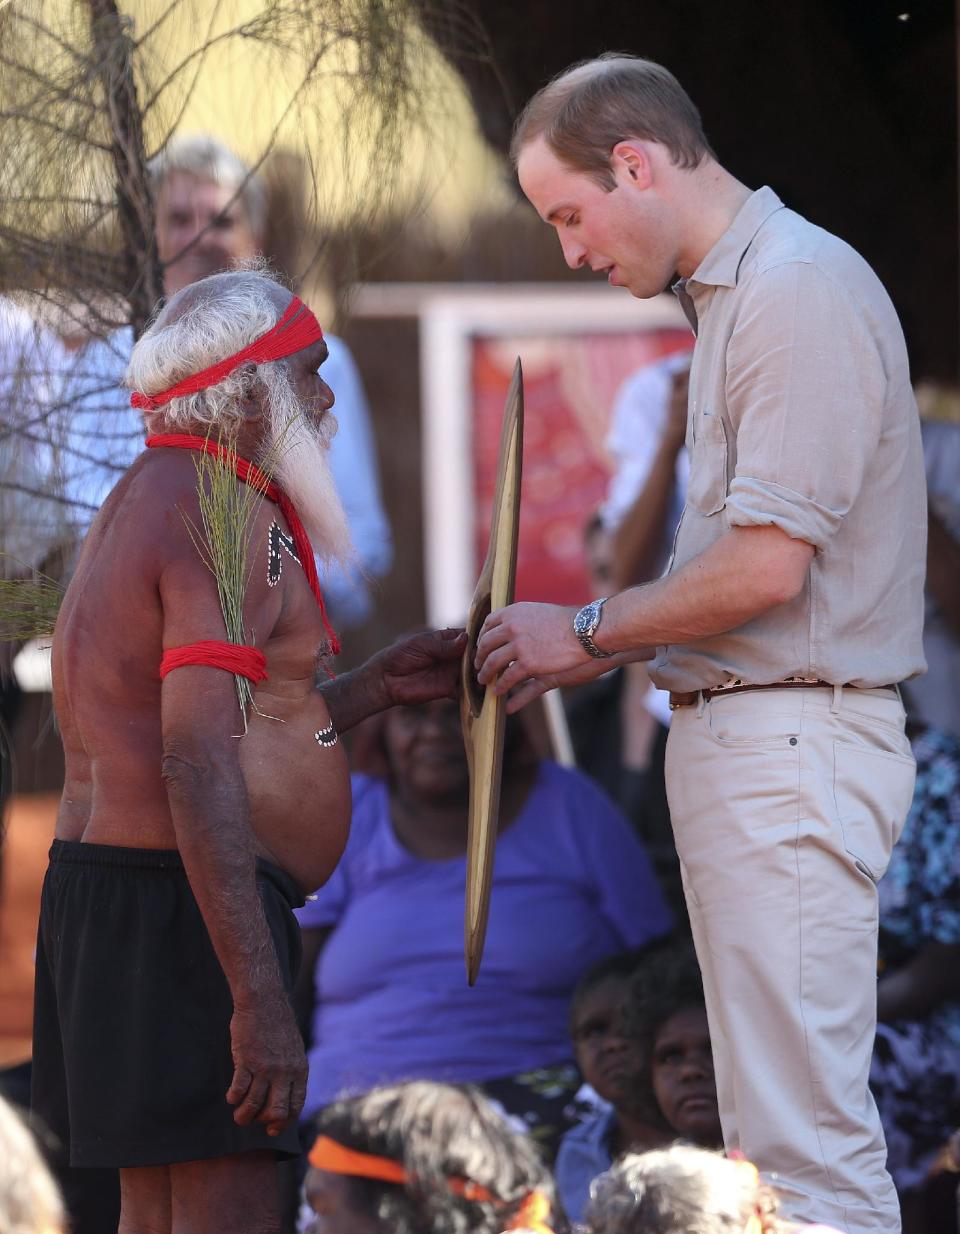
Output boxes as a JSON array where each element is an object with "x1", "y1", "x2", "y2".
[
  {"x1": 475, "y1": 603, "x2": 586, "y2": 694},
  {"x1": 476, "y1": 602, "x2": 657, "y2": 711},
  {"x1": 503, "y1": 649, "x2": 657, "y2": 712}
]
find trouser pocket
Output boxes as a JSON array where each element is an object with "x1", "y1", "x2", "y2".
[{"x1": 832, "y1": 740, "x2": 916, "y2": 882}]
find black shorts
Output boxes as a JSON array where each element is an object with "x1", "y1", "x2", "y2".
[{"x1": 31, "y1": 840, "x2": 304, "y2": 1168}]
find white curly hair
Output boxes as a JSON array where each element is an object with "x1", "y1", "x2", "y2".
[
  {"x1": 585, "y1": 1146, "x2": 782, "y2": 1234},
  {"x1": 126, "y1": 267, "x2": 353, "y2": 565}
]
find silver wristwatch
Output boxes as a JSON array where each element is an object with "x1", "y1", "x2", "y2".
[{"x1": 573, "y1": 597, "x2": 613, "y2": 658}]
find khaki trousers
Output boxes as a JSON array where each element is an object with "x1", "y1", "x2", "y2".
[{"x1": 665, "y1": 685, "x2": 916, "y2": 1234}]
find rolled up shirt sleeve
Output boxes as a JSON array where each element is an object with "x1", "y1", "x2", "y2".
[{"x1": 724, "y1": 261, "x2": 885, "y2": 551}]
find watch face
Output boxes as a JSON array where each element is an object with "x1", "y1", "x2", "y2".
[{"x1": 576, "y1": 601, "x2": 600, "y2": 637}]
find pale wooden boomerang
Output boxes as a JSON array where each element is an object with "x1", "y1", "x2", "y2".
[{"x1": 460, "y1": 358, "x2": 524, "y2": 986}]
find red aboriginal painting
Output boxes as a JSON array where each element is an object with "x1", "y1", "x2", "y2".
[
  {"x1": 471, "y1": 329, "x2": 691, "y2": 607},
  {"x1": 419, "y1": 286, "x2": 692, "y2": 625}
]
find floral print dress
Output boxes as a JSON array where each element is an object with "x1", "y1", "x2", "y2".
[{"x1": 871, "y1": 725, "x2": 960, "y2": 1192}]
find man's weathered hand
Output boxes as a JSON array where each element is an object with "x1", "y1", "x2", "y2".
[
  {"x1": 376, "y1": 628, "x2": 467, "y2": 708},
  {"x1": 317, "y1": 629, "x2": 467, "y2": 736},
  {"x1": 226, "y1": 997, "x2": 308, "y2": 1137},
  {"x1": 475, "y1": 603, "x2": 588, "y2": 694}
]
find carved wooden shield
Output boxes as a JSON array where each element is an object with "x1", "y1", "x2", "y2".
[{"x1": 460, "y1": 358, "x2": 524, "y2": 985}]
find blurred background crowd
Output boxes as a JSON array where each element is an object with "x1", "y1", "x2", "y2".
[{"x1": 0, "y1": 2, "x2": 957, "y2": 1232}]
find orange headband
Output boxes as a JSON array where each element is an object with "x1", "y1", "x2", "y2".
[
  {"x1": 308, "y1": 1136, "x2": 493, "y2": 1201},
  {"x1": 308, "y1": 1136, "x2": 553, "y2": 1232}
]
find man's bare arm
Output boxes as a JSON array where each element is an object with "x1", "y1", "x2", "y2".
[
  {"x1": 160, "y1": 670, "x2": 306, "y2": 1136},
  {"x1": 158, "y1": 542, "x2": 306, "y2": 1138},
  {"x1": 319, "y1": 628, "x2": 467, "y2": 733},
  {"x1": 476, "y1": 525, "x2": 814, "y2": 698},
  {"x1": 602, "y1": 523, "x2": 814, "y2": 649}
]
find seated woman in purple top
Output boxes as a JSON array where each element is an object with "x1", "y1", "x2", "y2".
[{"x1": 293, "y1": 698, "x2": 672, "y2": 1146}]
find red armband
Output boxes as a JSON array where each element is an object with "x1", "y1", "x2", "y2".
[{"x1": 159, "y1": 641, "x2": 268, "y2": 683}]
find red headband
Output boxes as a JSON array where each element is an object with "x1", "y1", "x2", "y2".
[{"x1": 131, "y1": 296, "x2": 323, "y2": 411}]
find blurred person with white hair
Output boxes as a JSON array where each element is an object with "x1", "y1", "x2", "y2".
[
  {"x1": 583, "y1": 1146, "x2": 843, "y2": 1234},
  {"x1": 0, "y1": 1094, "x2": 65, "y2": 1234},
  {"x1": 0, "y1": 299, "x2": 72, "y2": 579},
  {"x1": 65, "y1": 133, "x2": 392, "y2": 626},
  {"x1": 31, "y1": 267, "x2": 465, "y2": 1234}
]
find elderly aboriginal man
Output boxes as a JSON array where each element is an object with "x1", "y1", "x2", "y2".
[
  {"x1": 31, "y1": 269, "x2": 465, "y2": 1234},
  {"x1": 476, "y1": 55, "x2": 926, "y2": 1234}
]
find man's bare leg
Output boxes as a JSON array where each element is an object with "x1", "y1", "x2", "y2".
[
  {"x1": 119, "y1": 1165, "x2": 172, "y2": 1234},
  {"x1": 170, "y1": 1152, "x2": 280, "y2": 1234}
]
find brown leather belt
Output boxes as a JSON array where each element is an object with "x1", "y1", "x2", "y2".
[{"x1": 668, "y1": 680, "x2": 898, "y2": 710}]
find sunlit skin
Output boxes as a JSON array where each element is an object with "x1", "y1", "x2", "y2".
[
  {"x1": 156, "y1": 172, "x2": 261, "y2": 297},
  {"x1": 516, "y1": 135, "x2": 748, "y2": 296},
  {"x1": 517, "y1": 136, "x2": 683, "y2": 299},
  {"x1": 57, "y1": 297, "x2": 345, "y2": 895},
  {"x1": 473, "y1": 136, "x2": 816, "y2": 707},
  {"x1": 649, "y1": 1005, "x2": 722, "y2": 1146},
  {"x1": 474, "y1": 525, "x2": 813, "y2": 712}
]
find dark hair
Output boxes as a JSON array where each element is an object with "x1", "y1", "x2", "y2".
[
  {"x1": 625, "y1": 942, "x2": 706, "y2": 1058},
  {"x1": 570, "y1": 949, "x2": 647, "y2": 1028},
  {"x1": 313, "y1": 1082, "x2": 553, "y2": 1234},
  {"x1": 570, "y1": 934, "x2": 682, "y2": 1032},
  {"x1": 511, "y1": 54, "x2": 716, "y2": 189}
]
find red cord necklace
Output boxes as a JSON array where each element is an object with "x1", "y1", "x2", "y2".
[{"x1": 148, "y1": 433, "x2": 340, "y2": 682}]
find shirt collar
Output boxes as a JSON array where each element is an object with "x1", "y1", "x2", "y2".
[{"x1": 687, "y1": 185, "x2": 785, "y2": 289}]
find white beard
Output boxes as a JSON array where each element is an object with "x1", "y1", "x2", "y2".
[{"x1": 261, "y1": 366, "x2": 355, "y2": 568}]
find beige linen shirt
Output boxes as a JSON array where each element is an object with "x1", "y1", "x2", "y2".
[{"x1": 649, "y1": 187, "x2": 927, "y2": 692}]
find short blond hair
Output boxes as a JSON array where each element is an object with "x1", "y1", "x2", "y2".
[{"x1": 511, "y1": 55, "x2": 715, "y2": 189}]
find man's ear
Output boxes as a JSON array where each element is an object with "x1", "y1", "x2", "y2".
[
  {"x1": 611, "y1": 140, "x2": 653, "y2": 190},
  {"x1": 239, "y1": 365, "x2": 263, "y2": 421}
]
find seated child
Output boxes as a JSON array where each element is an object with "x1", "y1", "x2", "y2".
[
  {"x1": 584, "y1": 1144, "x2": 844, "y2": 1234},
  {"x1": 555, "y1": 943, "x2": 721, "y2": 1225},
  {"x1": 627, "y1": 944, "x2": 723, "y2": 1151}
]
